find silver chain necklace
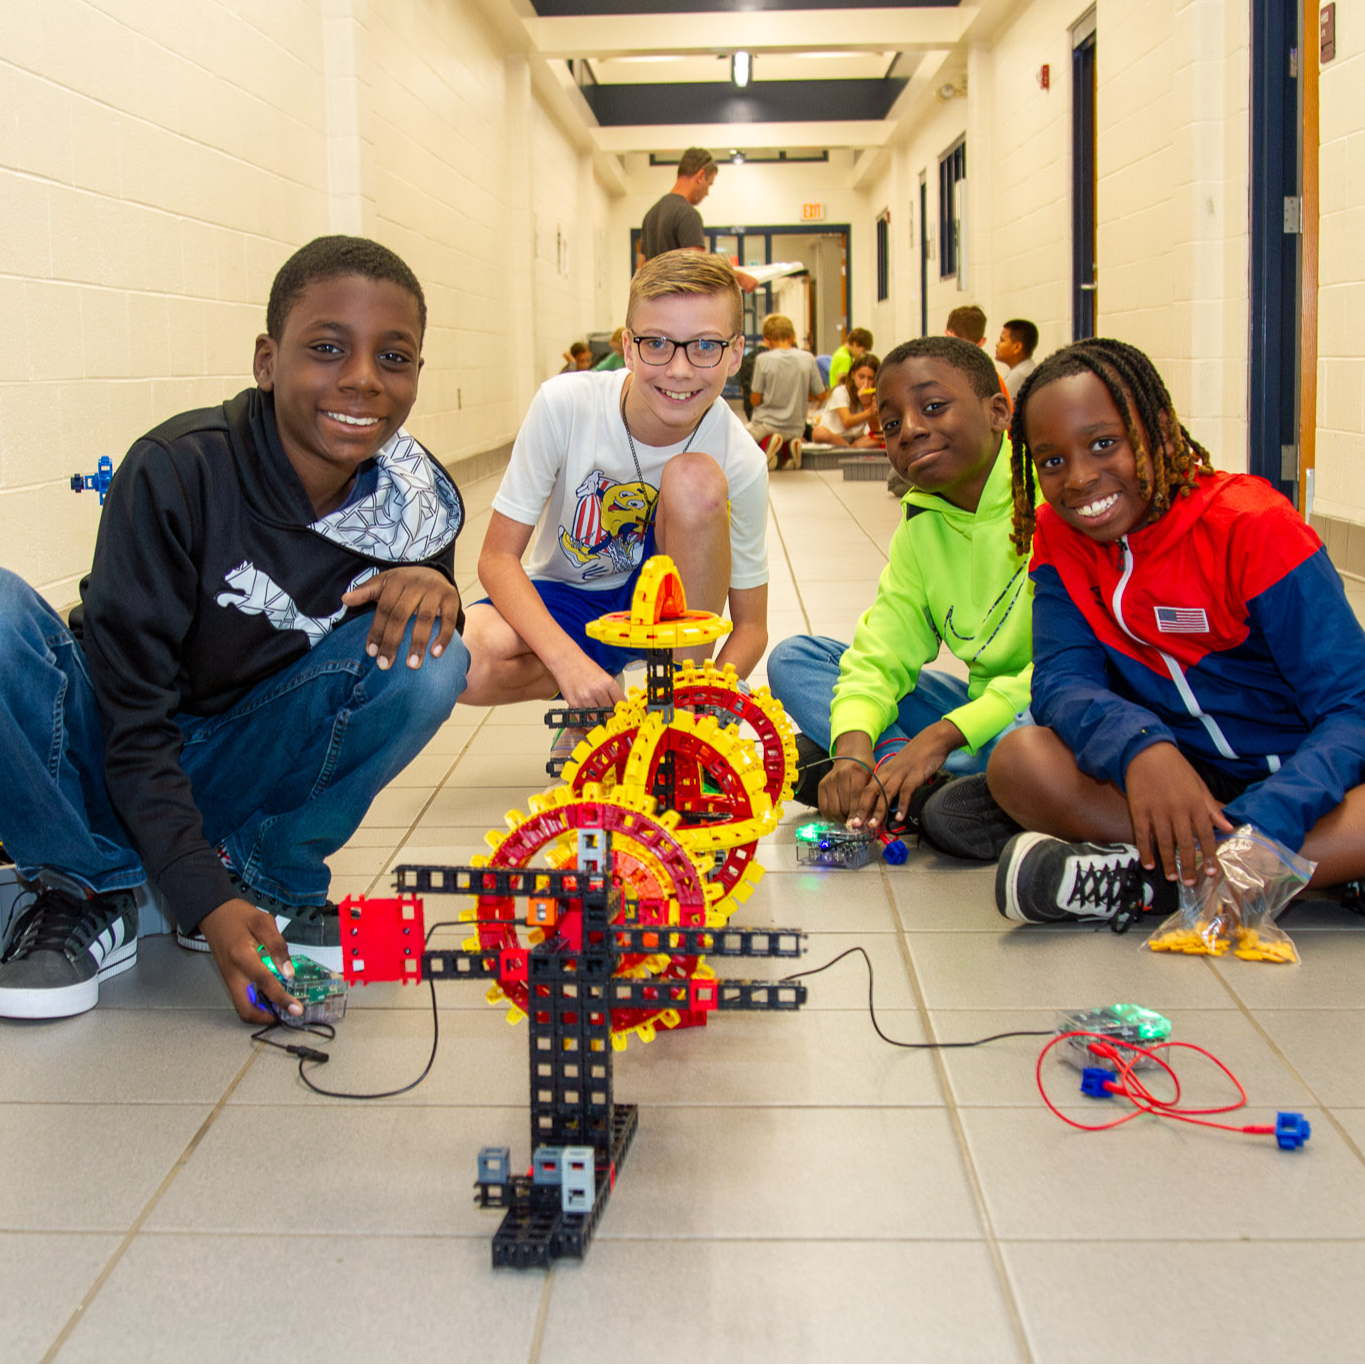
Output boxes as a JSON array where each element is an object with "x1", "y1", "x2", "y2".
[{"x1": 619, "y1": 378, "x2": 708, "y2": 496}]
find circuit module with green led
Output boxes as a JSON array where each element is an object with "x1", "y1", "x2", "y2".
[
  {"x1": 256, "y1": 945, "x2": 348, "y2": 1025},
  {"x1": 1056, "y1": 1004, "x2": 1171, "y2": 1071},
  {"x1": 793, "y1": 819, "x2": 873, "y2": 868}
]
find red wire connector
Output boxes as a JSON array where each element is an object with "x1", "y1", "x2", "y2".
[{"x1": 1040, "y1": 1031, "x2": 1311, "y2": 1150}]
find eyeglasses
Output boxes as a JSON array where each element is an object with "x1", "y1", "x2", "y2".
[{"x1": 630, "y1": 334, "x2": 738, "y2": 368}]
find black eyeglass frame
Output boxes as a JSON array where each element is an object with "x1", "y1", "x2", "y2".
[{"x1": 627, "y1": 333, "x2": 741, "y2": 369}]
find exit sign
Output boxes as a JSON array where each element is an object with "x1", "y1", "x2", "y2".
[{"x1": 801, "y1": 203, "x2": 825, "y2": 221}]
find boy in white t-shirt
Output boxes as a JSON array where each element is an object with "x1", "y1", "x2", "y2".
[{"x1": 461, "y1": 252, "x2": 769, "y2": 724}]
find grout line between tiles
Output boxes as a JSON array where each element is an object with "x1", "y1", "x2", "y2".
[
  {"x1": 819, "y1": 471, "x2": 899, "y2": 558},
  {"x1": 891, "y1": 869, "x2": 1035, "y2": 1365},
  {"x1": 766, "y1": 485, "x2": 813, "y2": 635},
  {"x1": 527, "y1": 1267, "x2": 555, "y2": 1363},
  {"x1": 40, "y1": 1051, "x2": 263, "y2": 1364},
  {"x1": 362, "y1": 713, "x2": 495, "y2": 897},
  {"x1": 1202, "y1": 956, "x2": 1365, "y2": 1168}
]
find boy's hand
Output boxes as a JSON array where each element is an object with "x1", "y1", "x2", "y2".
[
  {"x1": 198, "y1": 898, "x2": 303, "y2": 1024},
  {"x1": 860, "y1": 720, "x2": 964, "y2": 828},
  {"x1": 819, "y1": 732, "x2": 877, "y2": 824},
  {"x1": 551, "y1": 650, "x2": 626, "y2": 709},
  {"x1": 343, "y1": 566, "x2": 461, "y2": 671},
  {"x1": 1124, "y1": 742, "x2": 1234, "y2": 885}
]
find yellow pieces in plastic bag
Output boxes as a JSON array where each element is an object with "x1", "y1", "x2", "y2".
[
  {"x1": 1148, "y1": 927, "x2": 1231, "y2": 956},
  {"x1": 1233, "y1": 927, "x2": 1299, "y2": 963}
]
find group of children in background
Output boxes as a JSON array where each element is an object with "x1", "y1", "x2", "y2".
[{"x1": 3, "y1": 238, "x2": 1362, "y2": 1028}]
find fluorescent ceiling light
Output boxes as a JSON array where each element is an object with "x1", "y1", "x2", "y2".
[{"x1": 732, "y1": 51, "x2": 752, "y2": 88}]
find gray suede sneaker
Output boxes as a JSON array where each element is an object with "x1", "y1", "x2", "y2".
[
  {"x1": 175, "y1": 871, "x2": 340, "y2": 971},
  {"x1": 0, "y1": 886, "x2": 138, "y2": 1019},
  {"x1": 920, "y1": 774, "x2": 1021, "y2": 861}
]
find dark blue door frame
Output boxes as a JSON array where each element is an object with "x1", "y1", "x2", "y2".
[
  {"x1": 1248, "y1": 0, "x2": 1302, "y2": 502},
  {"x1": 1071, "y1": 30, "x2": 1097, "y2": 340}
]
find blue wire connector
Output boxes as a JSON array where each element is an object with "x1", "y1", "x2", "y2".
[
  {"x1": 70, "y1": 455, "x2": 114, "y2": 504},
  {"x1": 1080, "y1": 1066, "x2": 1117, "y2": 1098},
  {"x1": 1275, "y1": 1111, "x2": 1311, "y2": 1149}
]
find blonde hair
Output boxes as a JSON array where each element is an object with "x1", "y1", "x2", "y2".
[
  {"x1": 627, "y1": 250, "x2": 743, "y2": 334},
  {"x1": 761, "y1": 313, "x2": 796, "y2": 343}
]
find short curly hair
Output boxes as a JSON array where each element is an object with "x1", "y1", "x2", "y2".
[
  {"x1": 879, "y1": 335, "x2": 1002, "y2": 401},
  {"x1": 266, "y1": 236, "x2": 426, "y2": 341}
]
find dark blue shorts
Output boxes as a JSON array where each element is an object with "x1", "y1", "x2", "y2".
[{"x1": 478, "y1": 527, "x2": 656, "y2": 676}]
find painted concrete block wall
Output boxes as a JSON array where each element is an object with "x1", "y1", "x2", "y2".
[
  {"x1": 0, "y1": 0, "x2": 604, "y2": 605},
  {"x1": 0, "y1": 0, "x2": 329, "y2": 605},
  {"x1": 1095, "y1": 0, "x2": 1249, "y2": 470},
  {"x1": 1314, "y1": 15, "x2": 1365, "y2": 526}
]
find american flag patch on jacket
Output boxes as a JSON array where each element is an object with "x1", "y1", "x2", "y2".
[{"x1": 1154, "y1": 605, "x2": 1209, "y2": 633}]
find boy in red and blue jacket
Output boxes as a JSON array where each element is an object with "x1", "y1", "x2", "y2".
[{"x1": 986, "y1": 337, "x2": 1365, "y2": 927}]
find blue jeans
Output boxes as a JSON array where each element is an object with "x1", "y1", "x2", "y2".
[
  {"x1": 765, "y1": 633, "x2": 1029, "y2": 772},
  {"x1": 0, "y1": 568, "x2": 468, "y2": 907}
]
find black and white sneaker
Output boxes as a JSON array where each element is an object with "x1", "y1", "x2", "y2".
[
  {"x1": 920, "y1": 774, "x2": 1022, "y2": 861},
  {"x1": 175, "y1": 872, "x2": 340, "y2": 971},
  {"x1": 0, "y1": 887, "x2": 137, "y2": 1019},
  {"x1": 995, "y1": 833, "x2": 1179, "y2": 929},
  {"x1": 790, "y1": 732, "x2": 829, "y2": 808}
]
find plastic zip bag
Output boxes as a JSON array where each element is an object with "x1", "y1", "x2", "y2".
[{"x1": 1145, "y1": 825, "x2": 1314, "y2": 964}]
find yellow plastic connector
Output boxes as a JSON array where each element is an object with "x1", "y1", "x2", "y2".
[{"x1": 585, "y1": 554, "x2": 732, "y2": 650}]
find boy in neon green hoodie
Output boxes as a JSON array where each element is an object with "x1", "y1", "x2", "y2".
[{"x1": 766, "y1": 337, "x2": 1033, "y2": 856}]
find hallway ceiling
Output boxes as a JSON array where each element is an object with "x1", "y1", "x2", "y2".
[{"x1": 482, "y1": 0, "x2": 1017, "y2": 166}]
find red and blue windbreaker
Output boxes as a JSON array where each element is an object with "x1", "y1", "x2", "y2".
[{"x1": 1029, "y1": 470, "x2": 1365, "y2": 851}]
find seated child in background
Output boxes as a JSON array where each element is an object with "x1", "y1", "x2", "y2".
[
  {"x1": 812, "y1": 353, "x2": 883, "y2": 448},
  {"x1": 461, "y1": 251, "x2": 769, "y2": 755},
  {"x1": 766, "y1": 337, "x2": 1033, "y2": 852},
  {"x1": 747, "y1": 313, "x2": 828, "y2": 471},
  {"x1": 0, "y1": 236, "x2": 469, "y2": 1022},
  {"x1": 990, "y1": 337, "x2": 1365, "y2": 927},
  {"x1": 828, "y1": 327, "x2": 874, "y2": 392}
]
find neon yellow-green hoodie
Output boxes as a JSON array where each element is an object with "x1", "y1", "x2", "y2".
[{"x1": 829, "y1": 440, "x2": 1033, "y2": 753}]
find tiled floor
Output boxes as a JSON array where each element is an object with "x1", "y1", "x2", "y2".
[{"x1": 7, "y1": 467, "x2": 1365, "y2": 1363}]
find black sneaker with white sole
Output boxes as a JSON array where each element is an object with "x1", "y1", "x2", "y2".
[
  {"x1": 790, "y1": 732, "x2": 829, "y2": 808},
  {"x1": 175, "y1": 872, "x2": 340, "y2": 972},
  {"x1": 920, "y1": 773, "x2": 1022, "y2": 861},
  {"x1": 995, "y1": 832, "x2": 1179, "y2": 929},
  {"x1": 0, "y1": 887, "x2": 138, "y2": 1019}
]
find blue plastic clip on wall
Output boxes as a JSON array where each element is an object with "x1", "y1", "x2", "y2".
[{"x1": 70, "y1": 455, "x2": 114, "y2": 504}]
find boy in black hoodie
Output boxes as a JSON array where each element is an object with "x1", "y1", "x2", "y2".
[{"x1": 0, "y1": 236, "x2": 468, "y2": 1022}]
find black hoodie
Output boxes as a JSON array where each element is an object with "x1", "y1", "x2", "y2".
[{"x1": 75, "y1": 387, "x2": 463, "y2": 930}]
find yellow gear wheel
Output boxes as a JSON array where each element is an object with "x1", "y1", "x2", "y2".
[
  {"x1": 563, "y1": 711, "x2": 774, "y2": 898},
  {"x1": 672, "y1": 662, "x2": 799, "y2": 810}
]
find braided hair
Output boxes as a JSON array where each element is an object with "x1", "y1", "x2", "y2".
[{"x1": 1007, "y1": 338, "x2": 1215, "y2": 556}]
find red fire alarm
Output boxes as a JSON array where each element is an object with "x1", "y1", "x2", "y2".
[{"x1": 1038, "y1": 63, "x2": 1051, "y2": 90}]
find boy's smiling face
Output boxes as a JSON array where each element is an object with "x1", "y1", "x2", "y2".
[
  {"x1": 1024, "y1": 370, "x2": 1156, "y2": 543},
  {"x1": 877, "y1": 356, "x2": 1009, "y2": 511},
  {"x1": 254, "y1": 273, "x2": 423, "y2": 516},
  {"x1": 623, "y1": 292, "x2": 742, "y2": 447}
]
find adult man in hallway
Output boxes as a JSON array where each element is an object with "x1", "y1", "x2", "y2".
[{"x1": 638, "y1": 147, "x2": 758, "y2": 292}]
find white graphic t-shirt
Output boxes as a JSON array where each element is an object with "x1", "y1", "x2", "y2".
[{"x1": 493, "y1": 369, "x2": 769, "y2": 592}]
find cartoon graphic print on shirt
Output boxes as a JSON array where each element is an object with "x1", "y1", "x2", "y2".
[
  {"x1": 557, "y1": 469, "x2": 658, "y2": 580},
  {"x1": 216, "y1": 563, "x2": 376, "y2": 646}
]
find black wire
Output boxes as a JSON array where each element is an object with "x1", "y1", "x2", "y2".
[
  {"x1": 803, "y1": 752, "x2": 903, "y2": 831},
  {"x1": 780, "y1": 946, "x2": 1054, "y2": 1051},
  {"x1": 252, "y1": 913, "x2": 459, "y2": 1098},
  {"x1": 292, "y1": 977, "x2": 441, "y2": 1099}
]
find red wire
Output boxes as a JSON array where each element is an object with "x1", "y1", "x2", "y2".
[{"x1": 1036, "y1": 1031, "x2": 1273, "y2": 1137}]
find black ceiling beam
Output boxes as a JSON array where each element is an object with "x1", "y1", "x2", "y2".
[{"x1": 581, "y1": 77, "x2": 908, "y2": 125}]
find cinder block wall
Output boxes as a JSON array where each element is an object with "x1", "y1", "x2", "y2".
[{"x1": 0, "y1": 0, "x2": 606, "y2": 605}]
